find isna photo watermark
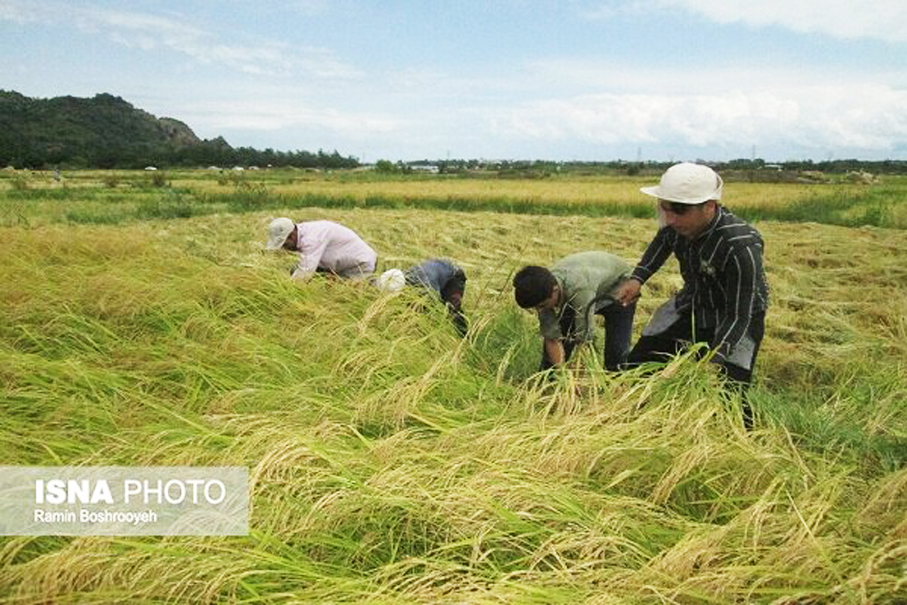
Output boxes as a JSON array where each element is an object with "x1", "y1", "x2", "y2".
[{"x1": 0, "y1": 467, "x2": 249, "y2": 536}]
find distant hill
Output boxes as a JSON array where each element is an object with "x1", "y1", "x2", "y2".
[
  {"x1": 0, "y1": 91, "x2": 223, "y2": 168},
  {"x1": 0, "y1": 91, "x2": 357, "y2": 170}
]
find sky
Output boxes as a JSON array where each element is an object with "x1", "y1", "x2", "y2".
[{"x1": 2, "y1": 0, "x2": 906, "y2": 162}]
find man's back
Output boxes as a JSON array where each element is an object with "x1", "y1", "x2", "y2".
[
  {"x1": 538, "y1": 251, "x2": 632, "y2": 345},
  {"x1": 551, "y1": 251, "x2": 631, "y2": 303},
  {"x1": 404, "y1": 259, "x2": 463, "y2": 294},
  {"x1": 294, "y1": 220, "x2": 377, "y2": 278}
]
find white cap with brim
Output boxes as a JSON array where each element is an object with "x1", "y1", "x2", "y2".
[
  {"x1": 266, "y1": 217, "x2": 295, "y2": 250},
  {"x1": 640, "y1": 162, "x2": 723, "y2": 204},
  {"x1": 376, "y1": 268, "x2": 406, "y2": 292}
]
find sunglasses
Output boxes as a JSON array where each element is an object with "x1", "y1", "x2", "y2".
[{"x1": 659, "y1": 201, "x2": 699, "y2": 215}]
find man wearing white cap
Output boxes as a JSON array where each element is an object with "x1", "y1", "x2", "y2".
[
  {"x1": 615, "y1": 163, "x2": 769, "y2": 426},
  {"x1": 265, "y1": 217, "x2": 377, "y2": 280}
]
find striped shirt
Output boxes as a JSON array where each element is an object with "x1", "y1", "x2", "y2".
[{"x1": 630, "y1": 205, "x2": 769, "y2": 360}]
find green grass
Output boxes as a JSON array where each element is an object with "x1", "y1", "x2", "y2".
[
  {"x1": 0, "y1": 180, "x2": 905, "y2": 602},
  {"x1": 3, "y1": 171, "x2": 906, "y2": 229},
  {"x1": 742, "y1": 185, "x2": 907, "y2": 228}
]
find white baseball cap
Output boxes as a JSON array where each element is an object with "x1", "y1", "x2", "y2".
[
  {"x1": 640, "y1": 162, "x2": 723, "y2": 204},
  {"x1": 266, "y1": 217, "x2": 295, "y2": 250},
  {"x1": 376, "y1": 268, "x2": 406, "y2": 292}
]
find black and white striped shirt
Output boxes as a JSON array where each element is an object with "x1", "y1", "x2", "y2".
[{"x1": 630, "y1": 205, "x2": 769, "y2": 359}]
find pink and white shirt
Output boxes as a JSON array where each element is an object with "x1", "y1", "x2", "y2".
[{"x1": 292, "y1": 220, "x2": 377, "y2": 279}]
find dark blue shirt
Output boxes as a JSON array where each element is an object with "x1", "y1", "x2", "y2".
[{"x1": 404, "y1": 260, "x2": 464, "y2": 296}]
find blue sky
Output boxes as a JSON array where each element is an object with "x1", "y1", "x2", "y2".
[{"x1": 2, "y1": 0, "x2": 906, "y2": 162}]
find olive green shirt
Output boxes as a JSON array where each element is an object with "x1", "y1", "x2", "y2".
[{"x1": 538, "y1": 251, "x2": 632, "y2": 343}]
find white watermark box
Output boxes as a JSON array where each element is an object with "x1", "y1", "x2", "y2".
[{"x1": 0, "y1": 467, "x2": 248, "y2": 536}]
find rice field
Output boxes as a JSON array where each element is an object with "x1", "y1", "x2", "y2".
[
  {"x1": 3, "y1": 169, "x2": 907, "y2": 229},
  {"x1": 0, "y1": 170, "x2": 905, "y2": 603}
]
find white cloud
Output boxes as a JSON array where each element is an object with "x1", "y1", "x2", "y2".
[
  {"x1": 293, "y1": 47, "x2": 363, "y2": 80},
  {"x1": 525, "y1": 59, "x2": 854, "y2": 95},
  {"x1": 579, "y1": 1, "x2": 652, "y2": 21},
  {"x1": 491, "y1": 84, "x2": 907, "y2": 153},
  {"x1": 285, "y1": 0, "x2": 331, "y2": 17},
  {"x1": 662, "y1": 0, "x2": 907, "y2": 44},
  {"x1": 0, "y1": 0, "x2": 35, "y2": 23},
  {"x1": 181, "y1": 99, "x2": 398, "y2": 137},
  {"x1": 580, "y1": 1, "x2": 907, "y2": 43},
  {"x1": 0, "y1": 0, "x2": 360, "y2": 79},
  {"x1": 78, "y1": 7, "x2": 293, "y2": 77}
]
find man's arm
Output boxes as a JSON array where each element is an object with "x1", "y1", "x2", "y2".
[
  {"x1": 543, "y1": 338, "x2": 585, "y2": 370},
  {"x1": 291, "y1": 232, "x2": 329, "y2": 279},
  {"x1": 615, "y1": 228, "x2": 674, "y2": 306},
  {"x1": 539, "y1": 308, "x2": 581, "y2": 369},
  {"x1": 630, "y1": 227, "x2": 674, "y2": 285},
  {"x1": 544, "y1": 338, "x2": 566, "y2": 366}
]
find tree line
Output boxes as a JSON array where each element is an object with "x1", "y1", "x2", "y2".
[
  {"x1": 413, "y1": 158, "x2": 907, "y2": 175},
  {"x1": 0, "y1": 138, "x2": 360, "y2": 171}
]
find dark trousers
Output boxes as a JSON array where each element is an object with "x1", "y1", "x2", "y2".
[
  {"x1": 625, "y1": 310, "x2": 766, "y2": 426},
  {"x1": 540, "y1": 301, "x2": 636, "y2": 372}
]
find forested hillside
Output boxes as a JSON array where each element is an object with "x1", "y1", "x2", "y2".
[{"x1": 0, "y1": 91, "x2": 358, "y2": 170}]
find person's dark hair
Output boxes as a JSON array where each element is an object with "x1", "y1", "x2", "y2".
[
  {"x1": 513, "y1": 265, "x2": 557, "y2": 308},
  {"x1": 440, "y1": 269, "x2": 467, "y2": 308},
  {"x1": 440, "y1": 270, "x2": 468, "y2": 336}
]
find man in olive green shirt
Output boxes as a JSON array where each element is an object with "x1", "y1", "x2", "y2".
[{"x1": 513, "y1": 251, "x2": 636, "y2": 371}]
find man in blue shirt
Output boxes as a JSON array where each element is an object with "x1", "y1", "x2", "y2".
[{"x1": 390, "y1": 259, "x2": 468, "y2": 335}]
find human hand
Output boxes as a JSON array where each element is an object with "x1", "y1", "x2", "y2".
[{"x1": 614, "y1": 279, "x2": 642, "y2": 306}]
